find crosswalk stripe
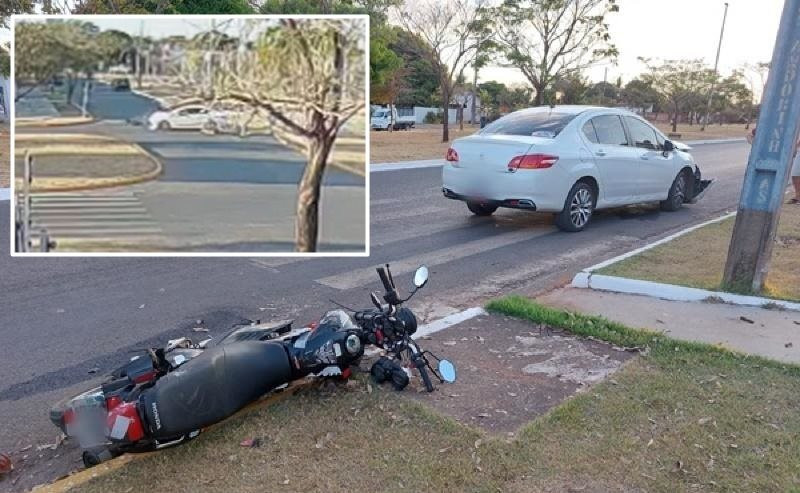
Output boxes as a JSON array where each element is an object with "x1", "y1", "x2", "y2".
[
  {"x1": 27, "y1": 191, "x2": 164, "y2": 242},
  {"x1": 316, "y1": 227, "x2": 556, "y2": 290},
  {"x1": 249, "y1": 258, "x2": 309, "y2": 270}
]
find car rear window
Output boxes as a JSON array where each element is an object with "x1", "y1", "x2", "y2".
[{"x1": 480, "y1": 111, "x2": 577, "y2": 138}]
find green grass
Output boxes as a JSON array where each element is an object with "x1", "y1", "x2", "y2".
[
  {"x1": 596, "y1": 213, "x2": 800, "y2": 303},
  {"x1": 70, "y1": 297, "x2": 800, "y2": 493}
]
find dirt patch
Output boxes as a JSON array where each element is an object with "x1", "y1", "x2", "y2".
[
  {"x1": 14, "y1": 154, "x2": 156, "y2": 179},
  {"x1": 405, "y1": 313, "x2": 634, "y2": 434}
]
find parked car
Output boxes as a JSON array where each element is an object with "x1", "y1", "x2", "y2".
[
  {"x1": 111, "y1": 78, "x2": 130, "y2": 91},
  {"x1": 442, "y1": 106, "x2": 713, "y2": 232},
  {"x1": 371, "y1": 107, "x2": 415, "y2": 130},
  {"x1": 148, "y1": 104, "x2": 213, "y2": 131}
]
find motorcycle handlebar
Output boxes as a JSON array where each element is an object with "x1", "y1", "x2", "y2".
[{"x1": 376, "y1": 267, "x2": 393, "y2": 294}]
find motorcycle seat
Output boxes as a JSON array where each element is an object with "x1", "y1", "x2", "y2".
[{"x1": 141, "y1": 341, "x2": 291, "y2": 440}]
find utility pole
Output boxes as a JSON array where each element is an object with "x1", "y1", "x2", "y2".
[
  {"x1": 471, "y1": 56, "x2": 478, "y2": 125},
  {"x1": 701, "y1": 2, "x2": 729, "y2": 131},
  {"x1": 723, "y1": 0, "x2": 800, "y2": 292}
]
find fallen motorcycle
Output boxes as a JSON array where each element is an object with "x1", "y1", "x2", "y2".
[{"x1": 50, "y1": 264, "x2": 456, "y2": 467}]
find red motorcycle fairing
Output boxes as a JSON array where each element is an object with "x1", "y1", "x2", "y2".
[{"x1": 106, "y1": 401, "x2": 145, "y2": 442}]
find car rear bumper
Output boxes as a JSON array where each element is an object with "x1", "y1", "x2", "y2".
[
  {"x1": 442, "y1": 188, "x2": 537, "y2": 210},
  {"x1": 441, "y1": 165, "x2": 567, "y2": 211}
]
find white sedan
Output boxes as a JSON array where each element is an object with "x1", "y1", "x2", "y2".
[
  {"x1": 442, "y1": 106, "x2": 712, "y2": 232},
  {"x1": 148, "y1": 104, "x2": 215, "y2": 131}
]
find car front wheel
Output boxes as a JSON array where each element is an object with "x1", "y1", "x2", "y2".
[
  {"x1": 660, "y1": 170, "x2": 693, "y2": 212},
  {"x1": 467, "y1": 202, "x2": 497, "y2": 216},
  {"x1": 158, "y1": 120, "x2": 170, "y2": 131},
  {"x1": 556, "y1": 182, "x2": 595, "y2": 232}
]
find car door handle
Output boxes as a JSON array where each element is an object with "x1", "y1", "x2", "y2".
[
  {"x1": 639, "y1": 154, "x2": 650, "y2": 160},
  {"x1": 595, "y1": 150, "x2": 607, "y2": 157}
]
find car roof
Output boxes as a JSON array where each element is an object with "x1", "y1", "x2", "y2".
[{"x1": 513, "y1": 105, "x2": 637, "y2": 117}]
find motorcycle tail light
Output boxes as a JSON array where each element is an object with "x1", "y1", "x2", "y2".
[{"x1": 507, "y1": 154, "x2": 559, "y2": 171}]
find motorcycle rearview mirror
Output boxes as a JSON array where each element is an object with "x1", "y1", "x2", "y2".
[
  {"x1": 413, "y1": 265, "x2": 429, "y2": 289},
  {"x1": 438, "y1": 359, "x2": 456, "y2": 383},
  {"x1": 370, "y1": 292, "x2": 382, "y2": 310}
]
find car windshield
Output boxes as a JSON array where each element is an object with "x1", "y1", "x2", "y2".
[
  {"x1": 373, "y1": 111, "x2": 387, "y2": 118},
  {"x1": 480, "y1": 110, "x2": 577, "y2": 138}
]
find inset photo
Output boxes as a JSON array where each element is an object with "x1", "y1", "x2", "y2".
[{"x1": 10, "y1": 15, "x2": 367, "y2": 255}]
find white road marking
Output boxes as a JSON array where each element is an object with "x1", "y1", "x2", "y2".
[{"x1": 317, "y1": 227, "x2": 556, "y2": 290}]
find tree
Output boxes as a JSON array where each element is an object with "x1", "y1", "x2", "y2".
[
  {"x1": 622, "y1": 78, "x2": 661, "y2": 116},
  {"x1": 178, "y1": 19, "x2": 365, "y2": 252},
  {"x1": 639, "y1": 58, "x2": 713, "y2": 133},
  {"x1": 494, "y1": 0, "x2": 619, "y2": 106},
  {"x1": 550, "y1": 75, "x2": 589, "y2": 105},
  {"x1": 13, "y1": 21, "x2": 98, "y2": 101},
  {"x1": 397, "y1": 0, "x2": 492, "y2": 142},
  {"x1": 1, "y1": 0, "x2": 35, "y2": 28},
  {"x1": 0, "y1": 44, "x2": 9, "y2": 78},
  {"x1": 390, "y1": 29, "x2": 439, "y2": 107}
]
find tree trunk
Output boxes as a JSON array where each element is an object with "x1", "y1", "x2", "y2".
[
  {"x1": 295, "y1": 132, "x2": 335, "y2": 252},
  {"x1": 66, "y1": 76, "x2": 76, "y2": 104},
  {"x1": 671, "y1": 103, "x2": 678, "y2": 133},
  {"x1": 442, "y1": 83, "x2": 450, "y2": 143},
  {"x1": 458, "y1": 103, "x2": 464, "y2": 131},
  {"x1": 534, "y1": 83, "x2": 545, "y2": 106}
]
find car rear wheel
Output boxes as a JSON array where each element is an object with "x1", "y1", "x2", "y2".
[
  {"x1": 660, "y1": 170, "x2": 693, "y2": 212},
  {"x1": 555, "y1": 182, "x2": 595, "y2": 232},
  {"x1": 467, "y1": 202, "x2": 497, "y2": 216}
]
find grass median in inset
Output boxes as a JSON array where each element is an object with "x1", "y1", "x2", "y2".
[
  {"x1": 596, "y1": 212, "x2": 800, "y2": 302},
  {"x1": 67, "y1": 296, "x2": 800, "y2": 493},
  {"x1": 13, "y1": 134, "x2": 162, "y2": 192}
]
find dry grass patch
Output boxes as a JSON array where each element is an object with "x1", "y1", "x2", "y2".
[
  {"x1": 653, "y1": 123, "x2": 750, "y2": 141},
  {"x1": 370, "y1": 125, "x2": 478, "y2": 163},
  {"x1": 598, "y1": 211, "x2": 800, "y2": 302}
]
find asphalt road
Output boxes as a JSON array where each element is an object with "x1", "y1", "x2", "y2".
[
  {"x1": 16, "y1": 82, "x2": 366, "y2": 251},
  {"x1": 0, "y1": 141, "x2": 749, "y2": 491}
]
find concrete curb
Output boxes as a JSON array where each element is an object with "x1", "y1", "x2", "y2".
[
  {"x1": 370, "y1": 159, "x2": 444, "y2": 172},
  {"x1": 34, "y1": 306, "x2": 485, "y2": 491},
  {"x1": 571, "y1": 211, "x2": 800, "y2": 312},
  {"x1": 15, "y1": 116, "x2": 95, "y2": 128},
  {"x1": 683, "y1": 137, "x2": 747, "y2": 146}
]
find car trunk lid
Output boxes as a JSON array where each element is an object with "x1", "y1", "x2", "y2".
[{"x1": 451, "y1": 134, "x2": 554, "y2": 172}]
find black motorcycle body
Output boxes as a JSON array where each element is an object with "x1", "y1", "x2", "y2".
[{"x1": 51, "y1": 265, "x2": 454, "y2": 467}]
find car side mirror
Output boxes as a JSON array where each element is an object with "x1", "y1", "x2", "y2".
[{"x1": 663, "y1": 140, "x2": 675, "y2": 152}]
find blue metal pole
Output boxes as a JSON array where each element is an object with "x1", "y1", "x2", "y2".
[{"x1": 723, "y1": 0, "x2": 800, "y2": 291}]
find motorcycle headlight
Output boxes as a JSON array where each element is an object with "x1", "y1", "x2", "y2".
[{"x1": 345, "y1": 334, "x2": 361, "y2": 355}]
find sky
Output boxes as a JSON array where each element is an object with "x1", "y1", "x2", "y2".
[
  {"x1": 481, "y1": 0, "x2": 784, "y2": 86},
  {"x1": 0, "y1": 0, "x2": 786, "y2": 84}
]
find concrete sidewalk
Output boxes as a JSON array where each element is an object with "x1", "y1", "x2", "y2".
[{"x1": 538, "y1": 287, "x2": 800, "y2": 364}]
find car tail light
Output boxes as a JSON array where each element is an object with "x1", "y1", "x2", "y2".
[
  {"x1": 507, "y1": 154, "x2": 559, "y2": 171},
  {"x1": 446, "y1": 147, "x2": 459, "y2": 163}
]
